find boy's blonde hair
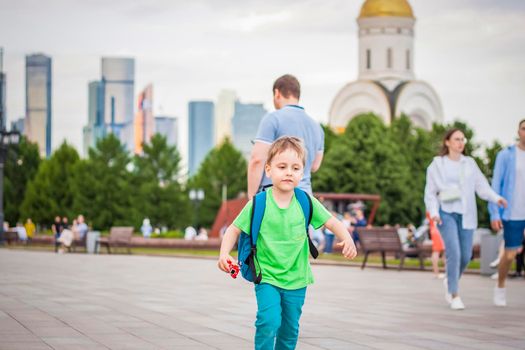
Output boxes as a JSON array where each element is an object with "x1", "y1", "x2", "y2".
[{"x1": 266, "y1": 136, "x2": 306, "y2": 167}]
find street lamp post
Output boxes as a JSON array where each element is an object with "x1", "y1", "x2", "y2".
[
  {"x1": 189, "y1": 188, "x2": 205, "y2": 229},
  {"x1": 0, "y1": 130, "x2": 21, "y2": 245}
]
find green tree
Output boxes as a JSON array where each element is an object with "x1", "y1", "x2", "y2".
[
  {"x1": 20, "y1": 141, "x2": 79, "y2": 225},
  {"x1": 314, "y1": 113, "x2": 413, "y2": 225},
  {"x1": 188, "y1": 138, "x2": 247, "y2": 227},
  {"x1": 321, "y1": 124, "x2": 339, "y2": 157},
  {"x1": 3, "y1": 137, "x2": 40, "y2": 224},
  {"x1": 71, "y1": 134, "x2": 134, "y2": 230},
  {"x1": 132, "y1": 134, "x2": 191, "y2": 229},
  {"x1": 389, "y1": 115, "x2": 437, "y2": 224}
]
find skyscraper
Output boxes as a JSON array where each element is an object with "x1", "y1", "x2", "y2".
[
  {"x1": 83, "y1": 57, "x2": 135, "y2": 155},
  {"x1": 231, "y1": 101, "x2": 267, "y2": 159},
  {"x1": 155, "y1": 115, "x2": 178, "y2": 149},
  {"x1": 101, "y1": 57, "x2": 135, "y2": 151},
  {"x1": 82, "y1": 80, "x2": 105, "y2": 156},
  {"x1": 134, "y1": 84, "x2": 154, "y2": 154},
  {"x1": 215, "y1": 89, "x2": 237, "y2": 145},
  {"x1": 25, "y1": 54, "x2": 52, "y2": 157},
  {"x1": 188, "y1": 101, "x2": 214, "y2": 176},
  {"x1": 11, "y1": 118, "x2": 25, "y2": 134},
  {"x1": 0, "y1": 48, "x2": 5, "y2": 131}
]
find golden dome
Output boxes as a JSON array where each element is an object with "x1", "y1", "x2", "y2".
[{"x1": 359, "y1": 0, "x2": 414, "y2": 19}]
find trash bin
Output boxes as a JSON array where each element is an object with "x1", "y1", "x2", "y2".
[
  {"x1": 480, "y1": 231, "x2": 502, "y2": 276},
  {"x1": 86, "y1": 231, "x2": 100, "y2": 254}
]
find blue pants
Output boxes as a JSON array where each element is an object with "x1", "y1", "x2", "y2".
[
  {"x1": 324, "y1": 233, "x2": 335, "y2": 253},
  {"x1": 438, "y1": 210, "x2": 474, "y2": 295},
  {"x1": 254, "y1": 283, "x2": 306, "y2": 350}
]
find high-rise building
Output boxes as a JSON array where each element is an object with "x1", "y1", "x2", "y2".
[
  {"x1": 188, "y1": 101, "x2": 214, "y2": 176},
  {"x1": 134, "y1": 84, "x2": 154, "y2": 154},
  {"x1": 154, "y1": 115, "x2": 178, "y2": 149},
  {"x1": 83, "y1": 57, "x2": 135, "y2": 155},
  {"x1": 82, "y1": 80, "x2": 105, "y2": 156},
  {"x1": 11, "y1": 117, "x2": 25, "y2": 134},
  {"x1": 0, "y1": 48, "x2": 5, "y2": 131},
  {"x1": 25, "y1": 54, "x2": 52, "y2": 157},
  {"x1": 101, "y1": 57, "x2": 135, "y2": 151},
  {"x1": 232, "y1": 101, "x2": 267, "y2": 159},
  {"x1": 215, "y1": 89, "x2": 237, "y2": 145}
]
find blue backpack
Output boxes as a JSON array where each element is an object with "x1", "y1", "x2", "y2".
[{"x1": 237, "y1": 187, "x2": 319, "y2": 284}]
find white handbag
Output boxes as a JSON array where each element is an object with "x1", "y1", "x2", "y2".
[
  {"x1": 438, "y1": 157, "x2": 464, "y2": 203},
  {"x1": 439, "y1": 186, "x2": 462, "y2": 202}
]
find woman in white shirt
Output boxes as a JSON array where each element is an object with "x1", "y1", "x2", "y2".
[{"x1": 424, "y1": 128, "x2": 507, "y2": 310}]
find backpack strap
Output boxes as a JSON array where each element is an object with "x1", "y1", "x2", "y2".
[
  {"x1": 294, "y1": 188, "x2": 319, "y2": 259},
  {"x1": 248, "y1": 191, "x2": 266, "y2": 284}
]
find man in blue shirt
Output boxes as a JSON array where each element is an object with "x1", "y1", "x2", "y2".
[
  {"x1": 247, "y1": 74, "x2": 325, "y2": 198},
  {"x1": 490, "y1": 119, "x2": 525, "y2": 307}
]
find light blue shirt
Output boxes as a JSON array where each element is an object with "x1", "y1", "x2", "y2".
[
  {"x1": 255, "y1": 105, "x2": 324, "y2": 194},
  {"x1": 489, "y1": 145, "x2": 517, "y2": 221}
]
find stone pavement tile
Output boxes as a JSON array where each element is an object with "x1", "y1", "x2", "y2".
[
  {"x1": 300, "y1": 337, "x2": 373, "y2": 350},
  {"x1": 87, "y1": 333, "x2": 164, "y2": 349},
  {"x1": 121, "y1": 326, "x2": 181, "y2": 339},
  {"x1": 366, "y1": 342, "x2": 424, "y2": 350},
  {"x1": 147, "y1": 337, "x2": 218, "y2": 348},
  {"x1": 0, "y1": 333, "x2": 41, "y2": 342},
  {"x1": 461, "y1": 342, "x2": 520, "y2": 350},
  {"x1": 41, "y1": 336, "x2": 101, "y2": 346},
  {"x1": 29, "y1": 326, "x2": 84, "y2": 337},
  {"x1": 0, "y1": 343, "x2": 53, "y2": 350},
  {"x1": 50, "y1": 345, "x2": 109, "y2": 350}
]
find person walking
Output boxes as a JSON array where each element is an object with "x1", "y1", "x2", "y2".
[
  {"x1": 424, "y1": 128, "x2": 507, "y2": 310},
  {"x1": 219, "y1": 137, "x2": 356, "y2": 349},
  {"x1": 247, "y1": 74, "x2": 324, "y2": 199},
  {"x1": 489, "y1": 119, "x2": 525, "y2": 306}
]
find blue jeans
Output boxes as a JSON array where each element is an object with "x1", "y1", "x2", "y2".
[
  {"x1": 324, "y1": 233, "x2": 335, "y2": 253},
  {"x1": 254, "y1": 283, "x2": 306, "y2": 350},
  {"x1": 438, "y1": 210, "x2": 474, "y2": 295}
]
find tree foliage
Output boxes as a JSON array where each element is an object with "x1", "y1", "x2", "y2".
[
  {"x1": 131, "y1": 134, "x2": 191, "y2": 229},
  {"x1": 188, "y1": 138, "x2": 247, "y2": 227},
  {"x1": 70, "y1": 134, "x2": 134, "y2": 230},
  {"x1": 20, "y1": 141, "x2": 79, "y2": 225},
  {"x1": 3, "y1": 137, "x2": 40, "y2": 224}
]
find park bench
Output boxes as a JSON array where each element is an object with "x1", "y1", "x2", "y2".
[
  {"x1": 95, "y1": 227, "x2": 134, "y2": 254},
  {"x1": 71, "y1": 232, "x2": 88, "y2": 252},
  {"x1": 4, "y1": 229, "x2": 19, "y2": 245},
  {"x1": 357, "y1": 227, "x2": 431, "y2": 270}
]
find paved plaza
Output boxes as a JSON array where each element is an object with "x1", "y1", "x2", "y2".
[{"x1": 0, "y1": 249, "x2": 524, "y2": 350}]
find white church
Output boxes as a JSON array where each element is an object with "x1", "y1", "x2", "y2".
[{"x1": 329, "y1": 0, "x2": 443, "y2": 132}]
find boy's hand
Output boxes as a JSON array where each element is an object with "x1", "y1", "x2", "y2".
[
  {"x1": 336, "y1": 237, "x2": 357, "y2": 259},
  {"x1": 218, "y1": 254, "x2": 237, "y2": 273}
]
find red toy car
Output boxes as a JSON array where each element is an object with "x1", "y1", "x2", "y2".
[{"x1": 227, "y1": 260, "x2": 240, "y2": 279}]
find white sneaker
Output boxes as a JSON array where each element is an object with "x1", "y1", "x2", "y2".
[
  {"x1": 450, "y1": 296, "x2": 465, "y2": 310},
  {"x1": 489, "y1": 258, "x2": 500, "y2": 268},
  {"x1": 493, "y1": 287, "x2": 506, "y2": 307},
  {"x1": 490, "y1": 272, "x2": 499, "y2": 280},
  {"x1": 443, "y1": 278, "x2": 452, "y2": 304}
]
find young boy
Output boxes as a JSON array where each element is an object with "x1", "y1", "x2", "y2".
[{"x1": 218, "y1": 136, "x2": 357, "y2": 350}]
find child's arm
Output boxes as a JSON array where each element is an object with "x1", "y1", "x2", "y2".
[
  {"x1": 218, "y1": 224, "x2": 242, "y2": 273},
  {"x1": 324, "y1": 216, "x2": 357, "y2": 259}
]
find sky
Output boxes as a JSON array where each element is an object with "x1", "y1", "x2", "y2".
[{"x1": 1, "y1": 0, "x2": 524, "y2": 164}]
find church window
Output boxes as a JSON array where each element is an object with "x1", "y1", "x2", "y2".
[
  {"x1": 406, "y1": 49, "x2": 411, "y2": 70},
  {"x1": 387, "y1": 48, "x2": 393, "y2": 69},
  {"x1": 366, "y1": 49, "x2": 371, "y2": 69}
]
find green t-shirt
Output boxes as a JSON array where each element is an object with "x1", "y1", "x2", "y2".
[{"x1": 233, "y1": 188, "x2": 331, "y2": 290}]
